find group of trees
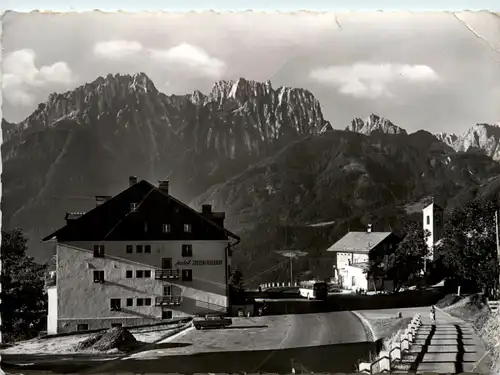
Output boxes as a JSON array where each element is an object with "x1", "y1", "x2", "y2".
[
  {"x1": 438, "y1": 199, "x2": 499, "y2": 292},
  {"x1": 368, "y1": 198, "x2": 500, "y2": 293},
  {"x1": 1, "y1": 228, "x2": 48, "y2": 342},
  {"x1": 368, "y1": 221, "x2": 430, "y2": 292}
]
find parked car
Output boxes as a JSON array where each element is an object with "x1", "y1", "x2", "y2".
[{"x1": 193, "y1": 314, "x2": 233, "y2": 330}]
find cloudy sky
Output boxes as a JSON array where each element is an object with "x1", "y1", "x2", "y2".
[{"x1": 2, "y1": 11, "x2": 500, "y2": 134}]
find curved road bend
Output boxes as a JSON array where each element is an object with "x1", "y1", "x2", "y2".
[
  {"x1": 282, "y1": 310, "x2": 369, "y2": 348},
  {"x1": 251, "y1": 310, "x2": 370, "y2": 372},
  {"x1": 2, "y1": 311, "x2": 372, "y2": 374}
]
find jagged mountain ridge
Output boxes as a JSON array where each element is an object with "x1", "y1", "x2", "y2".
[
  {"x1": 345, "y1": 113, "x2": 407, "y2": 135},
  {"x1": 345, "y1": 115, "x2": 500, "y2": 164},
  {"x1": 190, "y1": 128, "x2": 500, "y2": 280},
  {"x1": 435, "y1": 123, "x2": 500, "y2": 162},
  {"x1": 1, "y1": 73, "x2": 331, "y2": 264},
  {"x1": 3, "y1": 71, "x2": 500, "y2": 281}
]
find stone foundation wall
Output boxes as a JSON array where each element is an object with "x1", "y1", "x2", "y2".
[{"x1": 57, "y1": 316, "x2": 159, "y2": 333}]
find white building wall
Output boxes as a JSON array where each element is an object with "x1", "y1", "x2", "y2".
[
  {"x1": 55, "y1": 239, "x2": 229, "y2": 331},
  {"x1": 423, "y1": 203, "x2": 435, "y2": 260},
  {"x1": 47, "y1": 286, "x2": 58, "y2": 334},
  {"x1": 344, "y1": 266, "x2": 369, "y2": 291},
  {"x1": 336, "y1": 252, "x2": 369, "y2": 270}
]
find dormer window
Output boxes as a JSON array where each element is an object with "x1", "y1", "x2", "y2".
[
  {"x1": 184, "y1": 224, "x2": 192, "y2": 233},
  {"x1": 162, "y1": 224, "x2": 171, "y2": 233},
  {"x1": 93, "y1": 245, "x2": 105, "y2": 258},
  {"x1": 130, "y1": 203, "x2": 138, "y2": 212}
]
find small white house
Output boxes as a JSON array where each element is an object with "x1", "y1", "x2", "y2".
[
  {"x1": 344, "y1": 262, "x2": 370, "y2": 291},
  {"x1": 326, "y1": 224, "x2": 400, "y2": 291}
]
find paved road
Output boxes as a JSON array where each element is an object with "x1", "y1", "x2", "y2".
[
  {"x1": 282, "y1": 311, "x2": 369, "y2": 348},
  {"x1": 3, "y1": 311, "x2": 373, "y2": 374}
]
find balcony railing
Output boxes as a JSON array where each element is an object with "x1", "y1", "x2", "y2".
[
  {"x1": 155, "y1": 269, "x2": 180, "y2": 280},
  {"x1": 155, "y1": 296, "x2": 182, "y2": 306}
]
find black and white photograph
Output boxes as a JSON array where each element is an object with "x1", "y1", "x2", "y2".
[{"x1": 1, "y1": 10, "x2": 500, "y2": 374}]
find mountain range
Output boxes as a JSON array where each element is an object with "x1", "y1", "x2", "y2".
[{"x1": 3, "y1": 72, "x2": 500, "y2": 283}]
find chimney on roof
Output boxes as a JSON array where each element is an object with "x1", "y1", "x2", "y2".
[
  {"x1": 367, "y1": 224, "x2": 372, "y2": 233},
  {"x1": 202, "y1": 204, "x2": 212, "y2": 215},
  {"x1": 129, "y1": 176, "x2": 138, "y2": 187},
  {"x1": 95, "y1": 196, "x2": 111, "y2": 207},
  {"x1": 159, "y1": 180, "x2": 169, "y2": 194}
]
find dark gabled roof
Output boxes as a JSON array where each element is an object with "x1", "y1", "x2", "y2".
[
  {"x1": 42, "y1": 180, "x2": 239, "y2": 243},
  {"x1": 423, "y1": 200, "x2": 444, "y2": 211},
  {"x1": 326, "y1": 231, "x2": 393, "y2": 253}
]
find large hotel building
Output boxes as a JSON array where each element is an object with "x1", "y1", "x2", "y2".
[{"x1": 43, "y1": 176, "x2": 239, "y2": 333}]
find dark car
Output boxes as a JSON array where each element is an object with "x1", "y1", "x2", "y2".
[{"x1": 193, "y1": 314, "x2": 233, "y2": 330}]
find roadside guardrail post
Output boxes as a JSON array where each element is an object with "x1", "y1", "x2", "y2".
[
  {"x1": 377, "y1": 351, "x2": 391, "y2": 372},
  {"x1": 390, "y1": 342, "x2": 401, "y2": 362},
  {"x1": 357, "y1": 362, "x2": 372, "y2": 374},
  {"x1": 401, "y1": 335, "x2": 409, "y2": 351}
]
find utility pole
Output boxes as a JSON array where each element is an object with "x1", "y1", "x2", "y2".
[
  {"x1": 496, "y1": 210, "x2": 500, "y2": 299},
  {"x1": 276, "y1": 250, "x2": 308, "y2": 286}
]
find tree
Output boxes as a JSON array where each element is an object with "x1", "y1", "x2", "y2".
[
  {"x1": 1, "y1": 228, "x2": 47, "y2": 342},
  {"x1": 228, "y1": 269, "x2": 245, "y2": 304},
  {"x1": 387, "y1": 222, "x2": 430, "y2": 291},
  {"x1": 439, "y1": 199, "x2": 499, "y2": 291},
  {"x1": 367, "y1": 222, "x2": 430, "y2": 292}
]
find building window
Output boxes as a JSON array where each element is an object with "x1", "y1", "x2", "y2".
[
  {"x1": 162, "y1": 224, "x2": 171, "y2": 233},
  {"x1": 93, "y1": 270, "x2": 105, "y2": 283},
  {"x1": 93, "y1": 245, "x2": 105, "y2": 257},
  {"x1": 136, "y1": 270, "x2": 144, "y2": 278},
  {"x1": 126, "y1": 270, "x2": 133, "y2": 279},
  {"x1": 111, "y1": 323, "x2": 122, "y2": 328},
  {"x1": 77, "y1": 323, "x2": 89, "y2": 331},
  {"x1": 162, "y1": 258, "x2": 172, "y2": 269},
  {"x1": 182, "y1": 269, "x2": 193, "y2": 282},
  {"x1": 352, "y1": 276, "x2": 356, "y2": 287},
  {"x1": 110, "y1": 299, "x2": 121, "y2": 311},
  {"x1": 136, "y1": 245, "x2": 143, "y2": 254},
  {"x1": 145, "y1": 245, "x2": 151, "y2": 254},
  {"x1": 182, "y1": 244, "x2": 193, "y2": 257},
  {"x1": 126, "y1": 298, "x2": 133, "y2": 307},
  {"x1": 183, "y1": 224, "x2": 192, "y2": 233},
  {"x1": 137, "y1": 298, "x2": 144, "y2": 307},
  {"x1": 131, "y1": 203, "x2": 138, "y2": 212},
  {"x1": 144, "y1": 298, "x2": 152, "y2": 306},
  {"x1": 426, "y1": 215, "x2": 430, "y2": 225},
  {"x1": 163, "y1": 285, "x2": 172, "y2": 296},
  {"x1": 162, "y1": 310, "x2": 173, "y2": 320},
  {"x1": 126, "y1": 245, "x2": 133, "y2": 253},
  {"x1": 144, "y1": 270, "x2": 151, "y2": 278}
]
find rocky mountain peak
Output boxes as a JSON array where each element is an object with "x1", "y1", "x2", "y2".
[
  {"x1": 434, "y1": 123, "x2": 500, "y2": 161},
  {"x1": 189, "y1": 89, "x2": 207, "y2": 105},
  {"x1": 345, "y1": 113, "x2": 407, "y2": 135},
  {"x1": 434, "y1": 132, "x2": 458, "y2": 149},
  {"x1": 4, "y1": 73, "x2": 331, "y2": 160},
  {"x1": 208, "y1": 78, "x2": 274, "y2": 104},
  {"x1": 4, "y1": 73, "x2": 161, "y2": 141}
]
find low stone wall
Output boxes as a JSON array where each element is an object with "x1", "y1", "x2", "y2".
[
  {"x1": 357, "y1": 313, "x2": 422, "y2": 374},
  {"x1": 42, "y1": 317, "x2": 192, "y2": 339},
  {"x1": 57, "y1": 317, "x2": 158, "y2": 333}
]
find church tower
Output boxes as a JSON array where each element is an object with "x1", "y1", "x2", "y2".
[{"x1": 422, "y1": 200, "x2": 444, "y2": 261}]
